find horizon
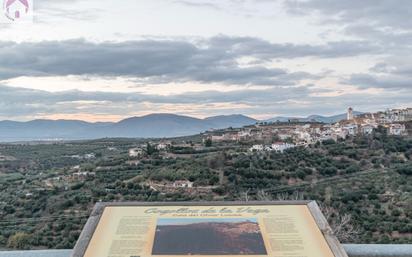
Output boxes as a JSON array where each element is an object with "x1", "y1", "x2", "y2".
[{"x1": 0, "y1": 107, "x2": 396, "y2": 123}]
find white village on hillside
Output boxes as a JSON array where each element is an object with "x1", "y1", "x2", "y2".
[{"x1": 203, "y1": 107, "x2": 411, "y2": 153}]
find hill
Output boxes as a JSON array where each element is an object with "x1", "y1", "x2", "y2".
[
  {"x1": 204, "y1": 115, "x2": 257, "y2": 129},
  {"x1": 0, "y1": 130, "x2": 411, "y2": 249},
  {"x1": 0, "y1": 114, "x2": 256, "y2": 142}
]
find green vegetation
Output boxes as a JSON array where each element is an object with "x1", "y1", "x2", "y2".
[
  {"x1": 7, "y1": 232, "x2": 31, "y2": 250},
  {"x1": 0, "y1": 130, "x2": 411, "y2": 249}
]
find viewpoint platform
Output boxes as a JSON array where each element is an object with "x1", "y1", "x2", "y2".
[{"x1": 72, "y1": 201, "x2": 347, "y2": 257}]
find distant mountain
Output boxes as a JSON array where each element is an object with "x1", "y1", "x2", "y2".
[
  {"x1": 0, "y1": 114, "x2": 256, "y2": 142},
  {"x1": 0, "y1": 119, "x2": 106, "y2": 141},
  {"x1": 103, "y1": 114, "x2": 212, "y2": 138},
  {"x1": 0, "y1": 111, "x2": 367, "y2": 142},
  {"x1": 266, "y1": 111, "x2": 363, "y2": 123},
  {"x1": 204, "y1": 114, "x2": 257, "y2": 129}
]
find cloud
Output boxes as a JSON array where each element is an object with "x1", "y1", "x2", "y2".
[
  {"x1": 283, "y1": 0, "x2": 412, "y2": 55},
  {"x1": 344, "y1": 73, "x2": 412, "y2": 90},
  {"x1": 172, "y1": 0, "x2": 222, "y2": 11},
  {"x1": 0, "y1": 84, "x2": 308, "y2": 119},
  {"x1": 370, "y1": 61, "x2": 412, "y2": 77},
  {"x1": 34, "y1": 0, "x2": 101, "y2": 22},
  {"x1": 283, "y1": 0, "x2": 412, "y2": 93},
  {"x1": 170, "y1": 0, "x2": 276, "y2": 17},
  {"x1": 0, "y1": 36, "x2": 380, "y2": 86},
  {"x1": 0, "y1": 84, "x2": 309, "y2": 107},
  {"x1": 284, "y1": 0, "x2": 412, "y2": 30},
  {"x1": 207, "y1": 36, "x2": 379, "y2": 59},
  {"x1": 347, "y1": 58, "x2": 412, "y2": 90}
]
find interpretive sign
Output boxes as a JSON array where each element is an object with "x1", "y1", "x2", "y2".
[{"x1": 72, "y1": 201, "x2": 348, "y2": 257}]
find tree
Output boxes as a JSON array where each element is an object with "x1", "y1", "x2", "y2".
[
  {"x1": 7, "y1": 232, "x2": 31, "y2": 249},
  {"x1": 0, "y1": 235, "x2": 6, "y2": 246},
  {"x1": 320, "y1": 204, "x2": 360, "y2": 242},
  {"x1": 204, "y1": 138, "x2": 212, "y2": 147},
  {"x1": 146, "y1": 143, "x2": 157, "y2": 155},
  {"x1": 395, "y1": 163, "x2": 412, "y2": 175}
]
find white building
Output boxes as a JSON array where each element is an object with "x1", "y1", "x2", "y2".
[
  {"x1": 278, "y1": 133, "x2": 292, "y2": 140},
  {"x1": 381, "y1": 108, "x2": 412, "y2": 123},
  {"x1": 386, "y1": 109, "x2": 412, "y2": 122},
  {"x1": 84, "y1": 153, "x2": 95, "y2": 159},
  {"x1": 319, "y1": 129, "x2": 334, "y2": 141},
  {"x1": 71, "y1": 165, "x2": 80, "y2": 170},
  {"x1": 249, "y1": 144, "x2": 264, "y2": 152},
  {"x1": 296, "y1": 131, "x2": 312, "y2": 142},
  {"x1": 343, "y1": 124, "x2": 358, "y2": 136},
  {"x1": 211, "y1": 135, "x2": 225, "y2": 142},
  {"x1": 173, "y1": 180, "x2": 194, "y2": 188},
  {"x1": 389, "y1": 124, "x2": 407, "y2": 136},
  {"x1": 271, "y1": 142, "x2": 295, "y2": 153},
  {"x1": 129, "y1": 148, "x2": 144, "y2": 157},
  {"x1": 331, "y1": 127, "x2": 348, "y2": 139},
  {"x1": 156, "y1": 142, "x2": 170, "y2": 151},
  {"x1": 361, "y1": 124, "x2": 375, "y2": 135},
  {"x1": 238, "y1": 130, "x2": 251, "y2": 139},
  {"x1": 72, "y1": 171, "x2": 95, "y2": 178}
]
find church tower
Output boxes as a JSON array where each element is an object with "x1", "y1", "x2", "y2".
[{"x1": 347, "y1": 107, "x2": 354, "y2": 120}]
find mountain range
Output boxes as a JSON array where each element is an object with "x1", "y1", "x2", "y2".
[
  {"x1": 0, "y1": 114, "x2": 257, "y2": 142},
  {"x1": 0, "y1": 112, "x2": 356, "y2": 142}
]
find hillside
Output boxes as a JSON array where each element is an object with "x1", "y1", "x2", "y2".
[{"x1": 0, "y1": 128, "x2": 411, "y2": 249}]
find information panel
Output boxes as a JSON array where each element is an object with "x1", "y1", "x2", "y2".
[{"x1": 72, "y1": 202, "x2": 348, "y2": 257}]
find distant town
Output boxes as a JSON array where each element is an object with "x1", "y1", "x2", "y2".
[
  {"x1": 113, "y1": 107, "x2": 412, "y2": 191},
  {"x1": 203, "y1": 107, "x2": 411, "y2": 153}
]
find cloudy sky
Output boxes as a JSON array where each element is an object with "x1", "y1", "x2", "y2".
[{"x1": 0, "y1": 0, "x2": 411, "y2": 122}]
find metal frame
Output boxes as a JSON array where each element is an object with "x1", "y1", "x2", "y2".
[
  {"x1": 5, "y1": 245, "x2": 412, "y2": 257},
  {"x1": 71, "y1": 201, "x2": 348, "y2": 257}
]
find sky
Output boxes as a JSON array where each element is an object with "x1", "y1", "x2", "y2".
[{"x1": 0, "y1": 0, "x2": 411, "y2": 122}]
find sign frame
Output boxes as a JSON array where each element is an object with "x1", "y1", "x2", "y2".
[{"x1": 71, "y1": 201, "x2": 348, "y2": 257}]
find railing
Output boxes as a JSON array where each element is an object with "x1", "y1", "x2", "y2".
[
  {"x1": 344, "y1": 244, "x2": 412, "y2": 257},
  {"x1": 0, "y1": 245, "x2": 411, "y2": 257},
  {"x1": 0, "y1": 250, "x2": 71, "y2": 257}
]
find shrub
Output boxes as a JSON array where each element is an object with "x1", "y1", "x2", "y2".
[
  {"x1": 394, "y1": 164, "x2": 412, "y2": 175},
  {"x1": 7, "y1": 232, "x2": 31, "y2": 249}
]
